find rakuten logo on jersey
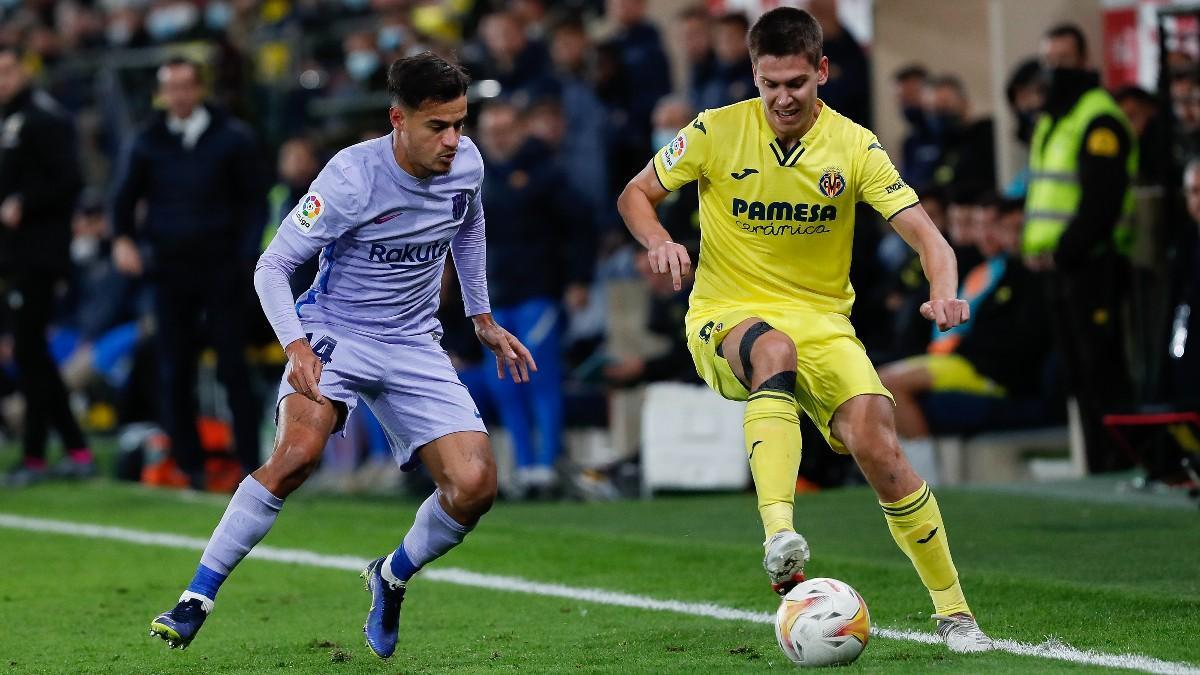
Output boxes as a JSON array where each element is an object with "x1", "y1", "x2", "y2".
[{"x1": 367, "y1": 239, "x2": 451, "y2": 269}]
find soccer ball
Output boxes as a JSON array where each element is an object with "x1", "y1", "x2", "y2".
[{"x1": 774, "y1": 577, "x2": 870, "y2": 667}]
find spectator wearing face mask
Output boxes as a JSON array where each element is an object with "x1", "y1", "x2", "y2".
[
  {"x1": 893, "y1": 63, "x2": 939, "y2": 191},
  {"x1": 376, "y1": 20, "x2": 411, "y2": 61},
  {"x1": 55, "y1": 195, "x2": 145, "y2": 410},
  {"x1": 928, "y1": 74, "x2": 996, "y2": 199},
  {"x1": 143, "y1": 1, "x2": 202, "y2": 44},
  {"x1": 104, "y1": 7, "x2": 151, "y2": 49},
  {"x1": 340, "y1": 31, "x2": 388, "y2": 93},
  {"x1": 1003, "y1": 58, "x2": 1044, "y2": 198}
]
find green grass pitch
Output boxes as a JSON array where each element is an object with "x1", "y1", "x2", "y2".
[{"x1": 1, "y1": 463, "x2": 1197, "y2": 673}]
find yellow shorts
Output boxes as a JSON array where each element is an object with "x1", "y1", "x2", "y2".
[
  {"x1": 685, "y1": 306, "x2": 893, "y2": 454},
  {"x1": 899, "y1": 354, "x2": 1006, "y2": 397}
]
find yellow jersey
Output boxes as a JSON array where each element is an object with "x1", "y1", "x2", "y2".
[{"x1": 652, "y1": 98, "x2": 919, "y2": 317}]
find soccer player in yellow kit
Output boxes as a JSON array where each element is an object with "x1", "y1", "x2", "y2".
[{"x1": 617, "y1": 8, "x2": 993, "y2": 652}]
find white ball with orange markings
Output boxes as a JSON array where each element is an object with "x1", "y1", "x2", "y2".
[{"x1": 774, "y1": 577, "x2": 870, "y2": 667}]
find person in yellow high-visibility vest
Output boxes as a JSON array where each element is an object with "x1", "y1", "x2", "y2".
[{"x1": 1023, "y1": 24, "x2": 1137, "y2": 472}]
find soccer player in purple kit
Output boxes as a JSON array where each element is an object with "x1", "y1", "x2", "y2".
[{"x1": 148, "y1": 52, "x2": 537, "y2": 659}]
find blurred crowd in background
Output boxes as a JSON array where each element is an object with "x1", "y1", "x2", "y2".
[{"x1": 1, "y1": 0, "x2": 1198, "y2": 498}]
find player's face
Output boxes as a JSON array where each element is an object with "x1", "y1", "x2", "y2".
[
  {"x1": 754, "y1": 54, "x2": 828, "y2": 139},
  {"x1": 393, "y1": 95, "x2": 468, "y2": 176}
]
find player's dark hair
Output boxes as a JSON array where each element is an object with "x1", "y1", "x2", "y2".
[
  {"x1": 0, "y1": 44, "x2": 21, "y2": 61},
  {"x1": 387, "y1": 51, "x2": 470, "y2": 110},
  {"x1": 1045, "y1": 23, "x2": 1087, "y2": 60},
  {"x1": 747, "y1": 7, "x2": 822, "y2": 67}
]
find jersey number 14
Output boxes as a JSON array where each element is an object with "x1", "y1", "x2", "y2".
[{"x1": 305, "y1": 334, "x2": 338, "y2": 365}]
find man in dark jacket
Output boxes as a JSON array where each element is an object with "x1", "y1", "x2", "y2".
[
  {"x1": 1023, "y1": 25, "x2": 1137, "y2": 472},
  {"x1": 928, "y1": 75, "x2": 996, "y2": 198},
  {"x1": 477, "y1": 100, "x2": 592, "y2": 498},
  {"x1": 605, "y1": 0, "x2": 672, "y2": 195},
  {"x1": 111, "y1": 57, "x2": 265, "y2": 488},
  {"x1": 0, "y1": 46, "x2": 91, "y2": 486},
  {"x1": 694, "y1": 13, "x2": 757, "y2": 111}
]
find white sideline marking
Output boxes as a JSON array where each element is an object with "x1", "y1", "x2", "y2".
[{"x1": 2, "y1": 513, "x2": 1197, "y2": 675}]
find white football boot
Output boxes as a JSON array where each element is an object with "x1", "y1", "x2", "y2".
[
  {"x1": 933, "y1": 613, "x2": 995, "y2": 653},
  {"x1": 763, "y1": 530, "x2": 810, "y2": 595}
]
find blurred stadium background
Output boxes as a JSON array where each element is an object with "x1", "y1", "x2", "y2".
[{"x1": 0, "y1": 0, "x2": 1198, "y2": 672}]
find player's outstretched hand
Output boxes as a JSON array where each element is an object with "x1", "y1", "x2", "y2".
[
  {"x1": 284, "y1": 338, "x2": 324, "y2": 403},
  {"x1": 474, "y1": 316, "x2": 538, "y2": 383},
  {"x1": 646, "y1": 239, "x2": 692, "y2": 291},
  {"x1": 920, "y1": 298, "x2": 970, "y2": 332}
]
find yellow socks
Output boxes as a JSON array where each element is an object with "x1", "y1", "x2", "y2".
[
  {"x1": 880, "y1": 482, "x2": 970, "y2": 616},
  {"x1": 744, "y1": 389, "x2": 802, "y2": 539}
]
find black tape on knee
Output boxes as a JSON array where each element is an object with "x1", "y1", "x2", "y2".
[
  {"x1": 754, "y1": 370, "x2": 797, "y2": 395},
  {"x1": 738, "y1": 321, "x2": 774, "y2": 383}
]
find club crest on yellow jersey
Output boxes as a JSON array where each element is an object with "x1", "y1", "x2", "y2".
[{"x1": 818, "y1": 167, "x2": 846, "y2": 198}]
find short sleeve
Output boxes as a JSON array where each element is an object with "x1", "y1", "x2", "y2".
[
  {"x1": 652, "y1": 113, "x2": 712, "y2": 192},
  {"x1": 857, "y1": 137, "x2": 919, "y2": 220}
]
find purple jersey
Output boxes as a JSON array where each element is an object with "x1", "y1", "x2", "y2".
[{"x1": 255, "y1": 133, "x2": 489, "y2": 348}]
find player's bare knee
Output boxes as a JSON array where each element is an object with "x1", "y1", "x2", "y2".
[
  {"x1": 446, "y1": 466, "x2": 496, "y2": 519},
  {"x1": 845, "y1": 427, "x2": 902, "y2": 465},
  {"x1": 751, "y1": 332, "x2": 797, "y2": 374},
  {"x1": 256, "y1": 435, "x2": 324, "y2": 495}
]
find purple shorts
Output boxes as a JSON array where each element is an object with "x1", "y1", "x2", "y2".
[{"x1": 276, "y1": 322, "x2": 487, "y2": 471}]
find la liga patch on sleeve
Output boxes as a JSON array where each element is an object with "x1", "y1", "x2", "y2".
[
  {"x1": 661, "y1": 133, "x2": 687, "y2": 170},
  {"x1": 293, "y1": 191, "x2": 324, "y2": 232}
]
